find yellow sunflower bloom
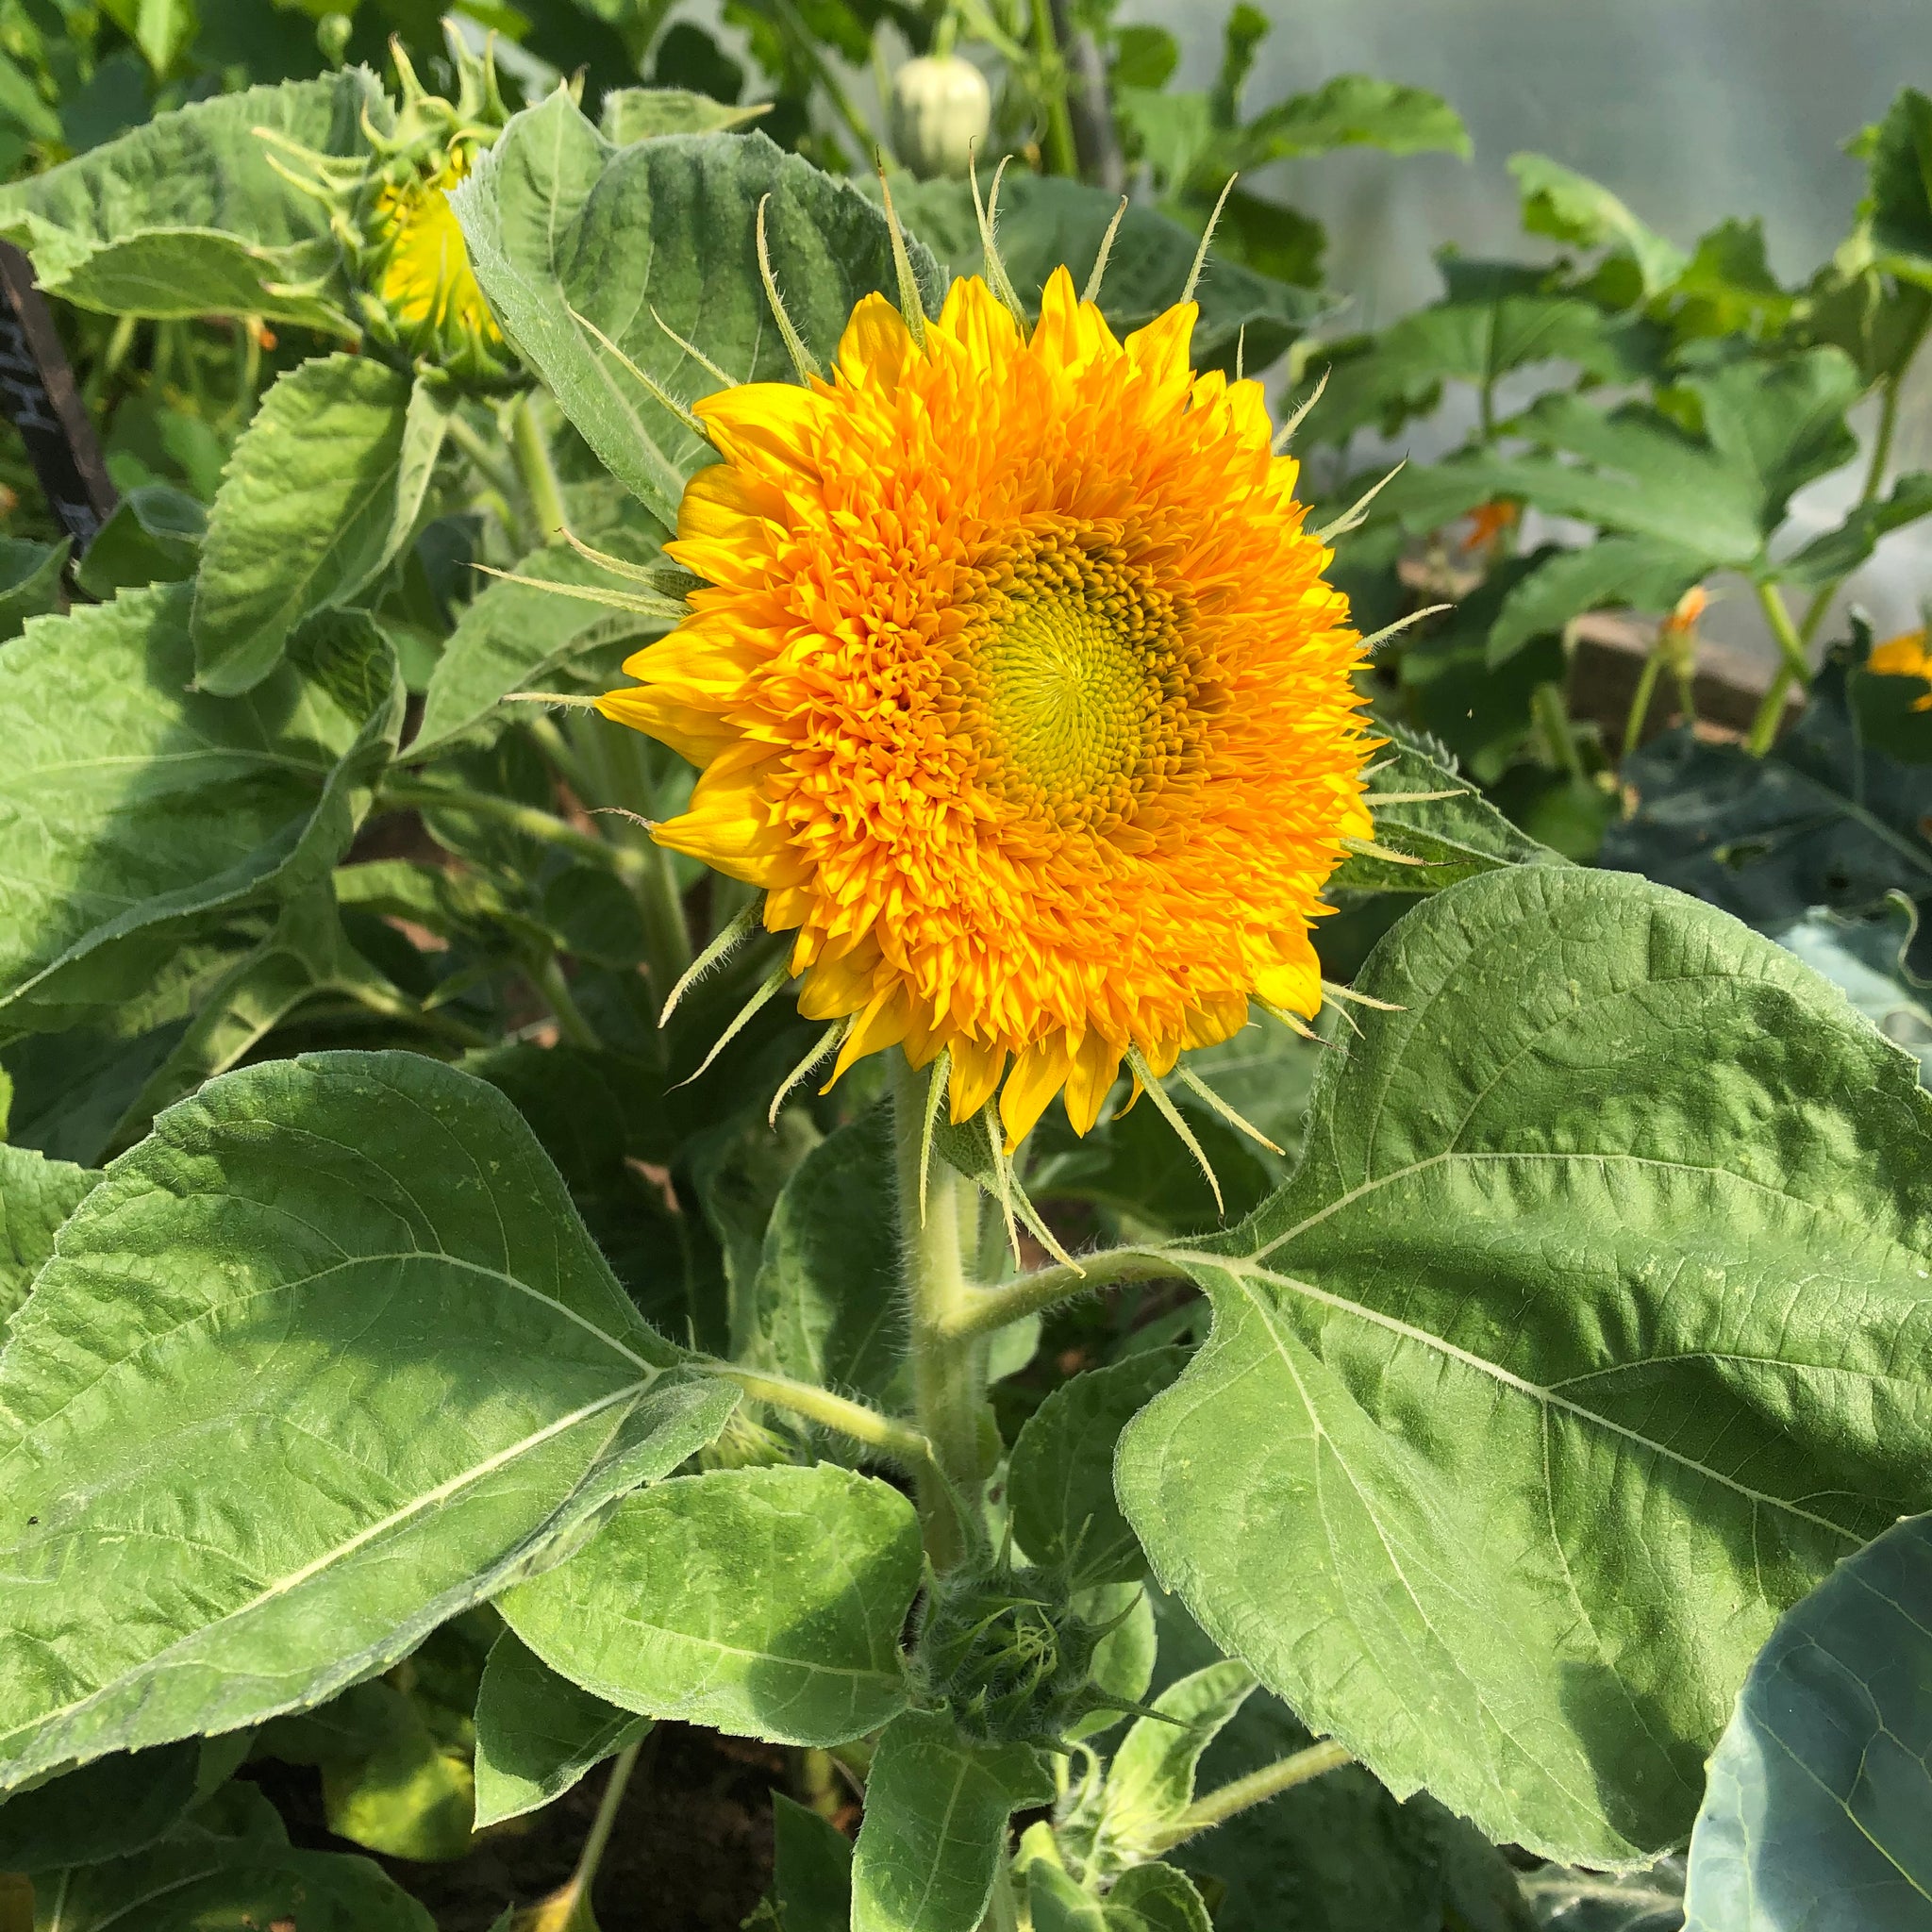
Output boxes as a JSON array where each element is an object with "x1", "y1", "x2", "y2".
[
  {"x1": 1869, "y1": 628, "x2": 1932, "y2": 710},
  {"x1": 599, "y1": 268, "x2": 1374, "y2": 1149}
]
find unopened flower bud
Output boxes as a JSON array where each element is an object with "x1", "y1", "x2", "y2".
[{"x1": 891, "y1": 54, "x2": 992, "y2": 181}]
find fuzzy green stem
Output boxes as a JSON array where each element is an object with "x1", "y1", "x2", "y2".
[
  {"x1": 511, "y1": 393, "x2": 569, "y2": 546},
  {"x1": 941, "y1": 1245, "x2": 1181, "y2": 1341},
  {"x1": 1027, "y1": 0, "x2": 1079, "y2": 175},
  {"x1": 1151, "y1": 1740, "x2": 1351, "y2": 1848},
  {"x1": 894, "y1": 1057, "x2": 984, "y2": 1570},
  {"x1": 707, "y1": 1362, "x2": 937, "y2": 1470},
  {"x1": 375, "y1": 781, "x2": 650, "y2": 890}
]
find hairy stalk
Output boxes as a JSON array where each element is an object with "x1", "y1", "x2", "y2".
[
  {"x1": 1151, "y1": 1740, "x2": 1352, "y2": 1849},
  {"x1": 940, "y1": 1246, "x2": 1181, "y2": 1341},
  {"x1": 893, "y1": 1057, "x2": 984, "y2": 1569},
  {"x1": 445, "y1": 407, "x2": 524, "y2": 504},
  {"x1": 510, "y1": 391, "x2": 569, "y2": 544},
  {"x1": 702, "y1": 1363, "x2": 936, "y2": 1470}
]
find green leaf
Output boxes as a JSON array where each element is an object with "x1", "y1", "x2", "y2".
[
  {"x1": 1330, "y1": 725, "x2": 1562, "y2": 893},
  {"x1": 1008, "y1": 1351, "x2": 1188, "y2": 1588},
  {"x1": 0, "y1": 1144, "x2": 94, "y2": 1328},
  {"x1": 258, "y1": 1674, "x2": 478, "y2": 1861},
  {"x1": 499, "y1": 1463, "x2": 922, "y2": 1747},
  {"x1": 1069, "y1": 1661, "x2": 1257, "y2": 1872},
  {"x1": 1685, "y1": 1509, "x2": 1932, "y2": 1928},
  {"x1": 851, "y1": 1709, "x2": 1054, "y2": 1932},
  {"x1": 1509, "y1": 153, "x2": 1689, "y2": 296},
  {"x1": 74, "y1": 484, "x2": 204, "y2": 600},
  {"x1": 881, "y1": 172, "x2": 1323, "y2": 375},
  {"x1": 1485, "y1": 534, "x2": 1707, "y2": 667},
  {"x1": 1604, "y1": 653, "x2": 1932, "y2": 932},
  {"x1": 0, "y1": 1050, "x2": 736, "y2": 1792},
  {"x1": 1871, "y1": 87, "x2": 1932, "y2": 285},
  {"x1": 1241, "y1": 75, "x2": 1470, "y2": 160},
  {"x1": 0, "y1": 73, "x2": 384, "y2": 329},
  {"x1": 467, "y1": 1043, "x2": 691, "y2": 1336},
  {"x1": 0, "y1": 1741, "x2": 201, "y2": 1873},
  {"x1": 32, "y1": 1819, "x2": 436, "y2": 1931},
  {"x1": 1778, "y1": 469, "x2": 1932, "y2": 589},
  {"x1": 1118, "y1": 864, "x2": 1932, "y2": 1862},
  {"x1": 192, "y1": 357, "x2": 435, "y2": 695},
  {"x1": 1145, "y1": 1593, "x2": 1537, "y2": 1932},
  {"x1": 474, "y1": 1630, "x2": 648, "y2": 1829},
  {"x1": 1029, "y1": 1861, "x2": 1109, "y2": 1932},
  {"x1": 752, "y1": 1103, "x2": 905, "y2": 1408},
  {"x1": 1305, "y1": 264, "x2": 1660, "y2": 447},
  {"x1": 1769, "y1": 902, "x2": 1932, "y2": 1085},
  {"x1": 770, "y1": 1791, "x2": 856, "y2": 1932},
  {"x1": 0, "y1": 539, "x2": 67, "y2": 641},
  {"x1": 1106, "y1": 1864, "x2": 1215, "y2": 1932},
  {"x1": 96, "y1": 887, "x2": 409, "y2": 1158},
  {"x1": 0, "y1": 584, "x2": 400, "y2": 1037},
  {"x1": 408, "y1": 537, "x2": 670, "y2": 762},
  {"x1": 454, "y1": 98, "x2": 940, "y2": 527},
  {"x1": 1456, "y1": 349, "x2": 1859, "y2": 572},
  {"x1": 599, "y1": 87, "x2": 771, "y2": 142}
]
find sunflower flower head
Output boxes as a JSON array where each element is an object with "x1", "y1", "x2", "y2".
[{"x1": 601, "y1": 263, "x2": 1375, "y2": 1152}]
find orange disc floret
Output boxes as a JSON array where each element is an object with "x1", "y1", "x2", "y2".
[{"x1": 598, "y1": 267, "x2": 1375, "y2": 1148}]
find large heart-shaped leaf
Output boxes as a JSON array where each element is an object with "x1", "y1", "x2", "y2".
[
  {"x1": 1684, "y1": 1510, "x2": 1932, "y2": 1930},
  {"x1": 499, "y1": 1463, "x2": 922, "y2": 1747},
  {"x1": 1118, "y1": 865, "x2": 1932, "y2": 1863},
  {"x1": 454, "y1": 97, "x2": 940, "y2": 526},
  {"x1": 0, "y1": 1049, "x2": 735, "y2": 1791},
  {"x1": 0, "y1": 585, "x2": 400, "y2": 1038},
  {"x1": 0, "y1": 73, "x2": 382, "y2": 329}
]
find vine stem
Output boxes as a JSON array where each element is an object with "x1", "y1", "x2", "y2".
[
  {"x1": 893, "y1": 1056, "x2": 984, "y2": 1570},
  {"x1": 1150, "y1": 1740, "x2": 1351, "y2": 1849}
]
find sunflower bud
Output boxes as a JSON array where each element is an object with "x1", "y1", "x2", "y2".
[
  {"x1": 916, "y1": 1564, "x2": 1120, "y2": 1746},
  {"x1": 263, "y1": 23, "x2": 519, "y2": 390},
  {"x1": 891, "y1": 54, "x2": 992, "y2": 180}
]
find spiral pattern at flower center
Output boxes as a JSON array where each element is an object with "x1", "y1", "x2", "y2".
[{"x1": 969, "y1": 535, "x2": 1199, "y2": 830}]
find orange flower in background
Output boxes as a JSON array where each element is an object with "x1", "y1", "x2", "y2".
[
  {"x1": 599, "y1": 269, "x2": 1374, "y2": 1148},
  {"x1": 1869, "y1": 628, "x2": 1932, "y2": 710}
]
